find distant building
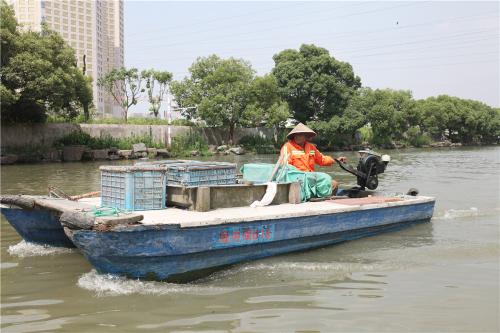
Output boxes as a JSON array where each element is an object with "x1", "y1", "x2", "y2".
[{"x1": 8, "y1": 0, "x2": 124, "y2": 117}]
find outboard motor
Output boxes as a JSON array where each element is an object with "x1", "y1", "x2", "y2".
[{"x1": 335, "y1": 150, "x2": 390, "y2": 190}]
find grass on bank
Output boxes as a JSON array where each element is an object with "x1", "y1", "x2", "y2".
[
  {"x1": 48, "y1": 115, "x2": 195, "y2": 126},
  {"x1": 170, "y1": 131, "x2": 212, "y2": 157},
  {"x1": 53, "y1": 132, "x2": 165, "y2": 150},
  {"x1": 87, "y1": 117, "x2": 196, "y2": 126},
  {"x1": 238, "y1": 135, "x2": 279, "y2": 154}
]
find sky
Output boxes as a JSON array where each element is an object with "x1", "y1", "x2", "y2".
[{"x1": 124, "y1": 1, "x2": 499, "y2": 115}]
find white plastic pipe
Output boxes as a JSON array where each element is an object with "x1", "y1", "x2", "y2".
[{"x1": 250, "y1": 182, "x2": 277, "y2": 208}]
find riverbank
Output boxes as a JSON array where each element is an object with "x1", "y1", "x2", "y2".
[
  {"x1": 0, "y1": 123, "x2": 273, "y2": 151},
  {"x1": 0, "y1": 135, "x2": 248, "y2": 165},
  {"x1": 0, "y1": 136, "x2": 488, "y2": 165},
  {"x1": 0, "y1": 123, "x2": 271, "y2": 164},
  {"x1": 1, "y1": 122, "x2": 495, "y2": 165}
]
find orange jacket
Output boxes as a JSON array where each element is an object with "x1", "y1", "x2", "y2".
[{"x1": 280, "y1": 140, "x2": 334, "y2": 172}]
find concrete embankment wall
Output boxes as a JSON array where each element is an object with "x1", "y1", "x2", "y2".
[
  {"x1": 1, "y1": 123, "x2": 273, "y2": 150},
  {"x1": 1, "y1": 123, "x2": 81, "y2": 149}
]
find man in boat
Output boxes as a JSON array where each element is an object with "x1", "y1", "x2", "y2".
[{"x1": 281, "y1": 123, "x2": 347, "y2": 195}]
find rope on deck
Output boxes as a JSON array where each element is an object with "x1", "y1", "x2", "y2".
[{"x1": 90, "y1": 206, "x2": 132, "y2": 217}]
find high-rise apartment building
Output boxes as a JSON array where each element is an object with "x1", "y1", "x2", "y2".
[{"x1": 8, "y1": 0, "x2": 124, "y2": 117}]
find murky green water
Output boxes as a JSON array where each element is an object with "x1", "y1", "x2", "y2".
[{"x1": 1, "y1": 147, "x2": 499, "y2": 332}]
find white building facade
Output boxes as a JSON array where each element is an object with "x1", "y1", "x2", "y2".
[{"x1": 8, "y1": 0, "x2": 124, "y2": 117}]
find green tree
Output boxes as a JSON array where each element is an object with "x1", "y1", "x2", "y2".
[
  {"x1": 243, "y1": 74, "x2": 290, "y2": 140},
  {"x1": 0, "y1": 1, "x2": 93, "y2": 123},
  {"x1": 308, "y1": 87, "x2": 371, "y2": 147},
  {"x1": 0, "y1": 0, "x2": 17, "y2": 69},
  {"x1": 79, "y1": 54, "x2": 93, "y2": 121},
  {"x1": 171, "y1": 55, "x2": 255, "y2": 143},
  {"x1": 98, "y1": 67, "x2": 143, "y2": 123},
  {"x1": 75, "y1": 73, "x2": 93, "y2": 122},
  {"x1": 361, "y1": 89, "x2": 418, "y2": 144},
  {"x1": 416, "y1": 95, "x2": 466, "y2": 141},
  {"x1": 141, "y1": 69, "x2": 173, "y2": 118},
  {"x1": 417, "y1": 95, "x2": 500, "y2": 144},
  {"x1": 272, "y1": 44, "x2": 361, "y2": 123},
  {"x1": 475, "y1": 105, "x2": 500, "y2": 144},
  {"x1": 170, "y1": 80, "x2": 197, "y2": 120}
]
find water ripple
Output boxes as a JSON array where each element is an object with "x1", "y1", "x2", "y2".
[
  {"x1": 1, "y1": 317, "x2": 72, "y2": 333},
  {"x1": 1, "y1": 299, "x2": 63, "y2": 309},
  {"x1": 77, "y1": 270, "x2": 233, "y2": 297},
  {"x1": 7, "y1": 241, "x2": 74, "y2": 258}
]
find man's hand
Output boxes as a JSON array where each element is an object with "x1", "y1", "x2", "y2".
[{"x1": 337, "y1": 156, "x2": 348, "y2": 163}]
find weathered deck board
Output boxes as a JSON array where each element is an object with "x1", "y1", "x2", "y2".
[
  {"x1": 328, "y1": 197, "x2": 403, "y2": 205},
  {"x1": 35, "y1": 198, "x2": 95, "y2": 212},
  {"x1": 137, "y1": 196, "x2": 434, "y2": 228},
  {"x1": 76, "y1": 195, "x2": 433, "y2": 228}
]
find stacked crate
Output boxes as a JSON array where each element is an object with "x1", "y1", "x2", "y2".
[
  {"x1": 164, "y1": 162, "x2": 237, "y2": 187},
  {"x1": 100, "y1": 161, "x2": 237, "y2": 211},
  {"x1": 100, "y1": 166, "x2": 167, "y2": 211}
]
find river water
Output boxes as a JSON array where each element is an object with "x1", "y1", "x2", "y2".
[{"x1": 1, "y1": 147, "x2": 499, "y2": 332}]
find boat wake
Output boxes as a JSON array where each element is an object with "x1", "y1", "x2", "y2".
[
  {"x1": 233, "y1": 261, "x2": 379, "y2": 274},
  {"x1": 197, "y1": 260, "x2": 390, "y2": 286},
  {"x1": 437, "y1": 207, "x2": 480, "y2": 220},
  {"x1": 7, "y1": 241, "x2": 74, "y2": 258},
  {"x1": 0, "y1": 262, "x2": 18, "y2": 269},
  {"x1": 78, "y1": 260, "x2": 386, "y2": 296},
  {"x1": 77, "y1": 270, "x2": 232, "y2": 297}
]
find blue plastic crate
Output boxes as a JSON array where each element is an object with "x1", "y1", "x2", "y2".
[
  {"x1": 164, "y1": 162, "x2": 237, "y2": 187},
  {"x1": 100, "y1": 166, "x2": 166, "y2": 211}
]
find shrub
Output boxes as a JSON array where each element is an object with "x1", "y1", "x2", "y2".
[
  {"x1": 53, "y1": 132, "x2": 165, "y2": 150},
  {"x1": 358, "y1": 126, "x2": 373, "y2": 144},
  {"x1": 406, "y1": 126, "x2": 432, "y2": 147},
  {"x1": 81, "y1": 117, "x2": 196, "y2": 126},
  {"x1": 171, "y1": 118, "x2": 195, "y2": 126},
  {"x1": 238, "y1": 134, "x2": 278, "y2": 154},
  {"x1": 126, "y1": 117, "x2": 169, "y2": 125},
  {"x1": 53, "y1": 131, "x2": 93, "y2": 147},
  {"x1": 170, "y1": 131, "x2": 211, "y2": 157}
]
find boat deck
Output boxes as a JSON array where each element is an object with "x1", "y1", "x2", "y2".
[
  {"x1": 78, "y1": 195, "x2": 434, "y2": 228},
  {"x1": 1, "y1": 194, "x2": 434, "y2": 229}
]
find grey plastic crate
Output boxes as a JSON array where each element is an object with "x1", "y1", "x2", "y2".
[
  {"x1": 164, "y1": 162, "x2": 237, "y2": 187},
  {"x1": 100, "y1": 166, "x2": 166, "y2": 211}
]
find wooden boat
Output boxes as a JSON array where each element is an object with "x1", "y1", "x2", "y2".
[
  {"x1": 0, "y1": 196, "x2": 80, "y2": 247},
  {"x1": 61, "y1": 195, "x2": 435, "y2": 281},
  {"x1": 1, "y1": 204, "x2": 74, "y2": 247},
  {"x1": 0, "y1": 182, "x2": 298, "y2": 248},
  {"x1": 1, "y1": 153, "x2": 435, "y2": 281},
  {"x1": 0, "y1": 194, "x2": 141, "y2": 248},
  {"x1": 1, "y1": 192, "x2": 435, "y2": 282}
]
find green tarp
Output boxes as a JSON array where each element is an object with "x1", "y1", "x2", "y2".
[{"x1": 240, "y1": 163, "x2": 333, "y2": 202}]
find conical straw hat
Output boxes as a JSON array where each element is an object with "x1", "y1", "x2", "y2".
[{"x1": 287, "y1": 123, "x2": 317, "y2": 140}]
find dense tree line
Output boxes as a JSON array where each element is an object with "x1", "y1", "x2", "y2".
[
  {"x1": 172, "y1": 44, "x2": 499, "y2": 145},
  {"x1": 2, "y1": 0, "x2": 498, "y2": 145},
  {"x1": 416, "y1": 95, "x2": 499, "y2": 144}
]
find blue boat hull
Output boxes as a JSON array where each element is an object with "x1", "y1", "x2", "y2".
[
  {"x1": 1, "y1": 208, "x2": 75, "y2": 248},
  {"x1": 69, "y1": 200, "x2": 435, "y2": 281}
]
